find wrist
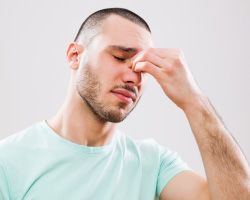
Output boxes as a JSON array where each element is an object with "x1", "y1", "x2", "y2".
[
  {"x1": 183, "y1": 94, "x2": 224, "y2": 129},
  {"x1": 182, "y1": 94, "x2": 211, "y2": 116}
]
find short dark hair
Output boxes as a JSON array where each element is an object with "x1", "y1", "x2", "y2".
[{"x1": 74, "y1": 8, "x2": 151, "y2": 46}]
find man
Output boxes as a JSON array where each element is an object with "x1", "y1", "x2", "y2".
[{"x1": 0, "y1": 7, "x2": 249, "y2": 200}]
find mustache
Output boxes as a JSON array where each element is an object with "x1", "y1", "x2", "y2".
[{"x1": 112, "y1": 84, "x2": 138, "y2": 97}]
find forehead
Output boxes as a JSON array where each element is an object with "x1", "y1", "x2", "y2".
[{"x1": 97, "y1": 15, "x2": 153, "y2": 51}]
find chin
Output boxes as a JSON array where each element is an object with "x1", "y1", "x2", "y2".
[{"x1": 100, "y1": 107, "x2": 131, "y2": 123}]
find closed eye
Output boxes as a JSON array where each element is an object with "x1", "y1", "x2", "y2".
[{"x1": 113, "y1": 55, "x2": 126, "y2": 62}]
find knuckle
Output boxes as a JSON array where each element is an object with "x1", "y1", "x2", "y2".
[
  {"x1": 173, "y1": 57, "x2": 183, "y2": 67},
  {"x1": 164, "y1": 66, "x2": 175, "y2": 74},
  {"x1": 174, "y1": 48, "x2": 184, "y2": 58},
  {"x1": 173, "y1": 53, "x2": 184, "y2": 67}
]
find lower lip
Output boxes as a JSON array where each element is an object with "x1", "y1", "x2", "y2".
[{"x1": 112, "y1": 92, "x2": 133, "y2": 104}]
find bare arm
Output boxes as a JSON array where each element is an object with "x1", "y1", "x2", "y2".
[
  {"x1": 183, "y1": 95, "x2": 250, "y2": 199},
  {"x1": 132, "y1": 48, "x2": 250, "y2": 199}
]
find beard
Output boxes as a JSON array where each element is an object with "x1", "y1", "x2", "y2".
[{"x1": 76, "y1": 64, "x2": 140, "y2": 123}]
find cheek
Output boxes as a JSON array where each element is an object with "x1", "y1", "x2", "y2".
[
  {"x1": 83, "y1": 52, "x2": 123, "y2": 90},
  {"x1": 94, "y1": 58, "x2": 121, "y2": 83}
]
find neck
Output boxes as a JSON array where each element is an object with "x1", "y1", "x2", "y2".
[{"x1": 47, "y1": 85, "x2": 117, "y2": 147}]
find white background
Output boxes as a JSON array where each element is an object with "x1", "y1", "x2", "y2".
[{"x1": 1, "y1": 0, "x2": 249, "y2": 176}]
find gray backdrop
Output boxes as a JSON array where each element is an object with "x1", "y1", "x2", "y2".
[{"x1": 1, "y1": 0, "x2": 249, "y2": 176}]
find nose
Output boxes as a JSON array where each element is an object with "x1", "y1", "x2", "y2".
[{"x1": 121, "y1": 62, "x2": 143, "y2": 87}]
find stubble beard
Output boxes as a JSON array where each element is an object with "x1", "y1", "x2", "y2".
[{"x1": 76, "y1": 65, "x2": 139, "y2": 123}]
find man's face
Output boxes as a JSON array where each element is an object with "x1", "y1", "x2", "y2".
[{"x1": 75, "y1": 15, "x2": 153, "y2": 123}]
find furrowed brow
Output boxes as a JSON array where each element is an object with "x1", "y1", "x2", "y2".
[{"x1": 107, "y1": 45, "x2": 139, "y2": 54}]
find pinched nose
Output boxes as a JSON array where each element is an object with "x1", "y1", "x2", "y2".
[{"x1": 121, "y1": 61, "x2": 143, "y2": 87}]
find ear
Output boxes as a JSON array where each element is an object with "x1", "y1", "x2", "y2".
[{"x1": 66, "y1": 42, "x2": 84, "y2": 70}]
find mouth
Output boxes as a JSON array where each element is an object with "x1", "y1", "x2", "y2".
[{"x1": 111, "y1": 88, "x2": 136, "y2": 104}]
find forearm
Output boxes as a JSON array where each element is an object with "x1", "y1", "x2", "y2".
[
  {"x1": 184, "y1": 95, "x2": 250, "y2": 199},
  {"x1": 131, "y1": 47, "x2": 250, "y2": 198}
]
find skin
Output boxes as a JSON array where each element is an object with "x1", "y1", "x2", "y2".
[
  {"x1": 48, "y1": 15, "x2": 152, "y2": 147},
  {"x1": 48, "y1": 15, "x2": 250, "y2": 199}
]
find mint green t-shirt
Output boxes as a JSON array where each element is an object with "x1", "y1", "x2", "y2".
[{"x1": 0, "y1": 121, "x2": 191, "y2": 200}]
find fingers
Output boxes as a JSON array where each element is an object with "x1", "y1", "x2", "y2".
[
  {"x1": 151, "y1": 48, "x2": 185, "y2": 59},
  {"x1": 132, "y1": 49, "x2": 168, "y2": 70},
  {"x1": 131, "y1": 48, "x2": 174, "y2": 78},
  {"x1": 131, "y1": 48, "x2": 185, "y2": 74},
  {"x1": 133, "y1": 61, "x2": 161, "y2": 79}
]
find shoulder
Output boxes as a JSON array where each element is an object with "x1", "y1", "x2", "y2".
[
  {"x1": 117, "y1": 131, "x2": 173, "y2": 166},
  {"x1": 0, "y1": 121, "x2": 44, "y2": 199},
  {"x1": 0, "y1": 121, "x2": 45, "y2": 158},
  {"x1": 119, "y1": 132, "x2": 174, "y2": 157}
]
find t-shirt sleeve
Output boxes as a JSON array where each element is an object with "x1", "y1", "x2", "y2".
[
  {"x1": 156, "y1": 144, "x2": 192, "y2": 197},
  {"x1": 0, "y1": 161, "x2": 11, "y2": 200}
]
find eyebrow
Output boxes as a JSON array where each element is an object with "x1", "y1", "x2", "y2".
[{"x1": 107, "y1": 45, "x2": 139, "y2": 54}]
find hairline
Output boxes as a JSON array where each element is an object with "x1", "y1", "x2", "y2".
[{"x1": 75, "y1": 12, "x2": 151, "y2": 47}]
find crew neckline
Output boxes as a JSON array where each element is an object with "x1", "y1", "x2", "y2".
[{"x1": 40, "y1": 120, "x2": 119, "y2": 154}]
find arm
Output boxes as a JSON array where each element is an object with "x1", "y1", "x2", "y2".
[
  {"x1": 132, "y1": 48, "x2": 250, "y2": 199},
  {"x1": 183, "y1": 95, "x2": 250, "y2": 199},
  {"x1": 160, "y1": 171, "x2": 211, "y2": 200}
]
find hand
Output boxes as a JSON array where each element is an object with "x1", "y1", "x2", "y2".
[{"x1": 132, "y1": 48, "x2": 204, "y2": 111}]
